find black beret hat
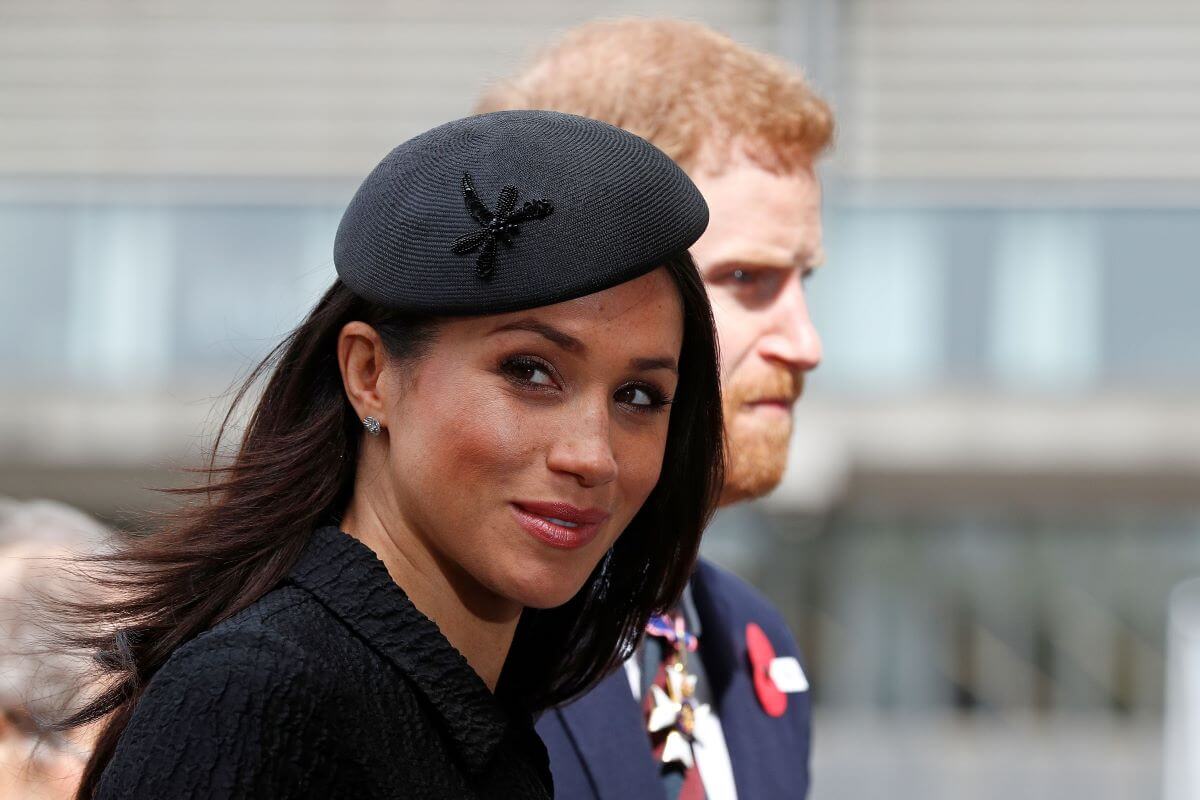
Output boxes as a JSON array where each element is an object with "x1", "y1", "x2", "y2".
[{"x1": 334, "y1": 110, "x2": 709, "y2": 315}]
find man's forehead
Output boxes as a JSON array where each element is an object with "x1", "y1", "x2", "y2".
[
  {"x1": 693, "y1": 199, "x2": 825, "y2": 270},
  {"x1": 690, "y1": 160, "x2": 821, "y2": 212},
  {"x1": 687, "y1": 136, "x2": 820, "y2": 178},
  {"x1": 688, "y1": 157, "x2": 824, "y2": 270}
]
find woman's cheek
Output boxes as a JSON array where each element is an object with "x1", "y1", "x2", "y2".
[
  {"x1": 615, "y1": 426, "x2": 670, "y2": 520},
  {"x1": 432, "y1": 387, "x2": 538, "y2": 488}
]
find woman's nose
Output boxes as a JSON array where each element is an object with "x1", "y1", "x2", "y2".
[{"x1": 545, "y1": 408, "x2": 619, "y2": 488}]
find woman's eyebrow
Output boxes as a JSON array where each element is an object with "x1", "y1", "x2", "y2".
[
  {"x1": 489, "y1": 318, "x2": 585, "y2": 353},
  {"x1": 489, "y1": 319, "x2": 677, "y2": 373},
  {"x1": 631, "y1": 356, "x2": 678, "y2": 374}
]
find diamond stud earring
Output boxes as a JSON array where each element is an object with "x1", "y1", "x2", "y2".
[{"x1": 362, "y1": 416, "x2": 382, "y2": 437}]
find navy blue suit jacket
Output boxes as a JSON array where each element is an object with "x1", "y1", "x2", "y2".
[{"x1": 536, "y1": 557, "x2": 812, "y2": 799}]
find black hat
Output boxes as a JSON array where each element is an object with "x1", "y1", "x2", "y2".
[{"x1": 334, "y1": 110, "x2": 709, "y2": 316}]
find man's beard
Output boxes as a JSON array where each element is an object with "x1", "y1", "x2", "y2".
[{"x1": 718, "y1": 367, "x2": 802, "y2": 506}]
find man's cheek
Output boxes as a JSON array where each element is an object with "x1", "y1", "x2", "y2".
[
  {"x1": 721, "y1": 345, "x2": 758, "y2": 396},
  {"x1": 712, "y1": 321, "x2": 741, "y2": 383}
]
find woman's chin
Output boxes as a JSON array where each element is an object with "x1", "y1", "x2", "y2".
[{"x1": 499, "y1": 567, "x2": 592, "y2": 611}]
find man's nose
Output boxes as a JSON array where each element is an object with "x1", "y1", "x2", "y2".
[
  {"x1": 757, "y1": 277, "x2": 823, "y2": 371},
  {"x1": 545, "y1": 402, "x2": 619, "y2": 488}
]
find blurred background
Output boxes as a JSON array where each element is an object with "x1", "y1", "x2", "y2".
[{"x1": 1, "y1": 1, "x2": 1198, "y2": 798}]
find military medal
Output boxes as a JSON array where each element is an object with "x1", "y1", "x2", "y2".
[{"x1": 644, "y1": 613, "x2": 709, "y2": 767}]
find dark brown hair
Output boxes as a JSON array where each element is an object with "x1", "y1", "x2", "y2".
[{"x1": 54, "y1": 252, "x2": 723, "y2": 798}]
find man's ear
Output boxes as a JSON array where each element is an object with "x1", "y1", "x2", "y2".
[{"x1": 337, "y1": 321, "x2": 390, "y2": 426}]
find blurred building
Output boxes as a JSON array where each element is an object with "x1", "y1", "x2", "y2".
[{"x1": 2, "y1": 1, "x2": 1198, "y2": 798}]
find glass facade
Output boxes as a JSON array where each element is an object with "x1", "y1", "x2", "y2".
[{"x1": 5, "y1": 201, "x2": 1198, "y2": 393}]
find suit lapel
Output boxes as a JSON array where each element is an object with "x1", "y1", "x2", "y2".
[
  {"x1": 555, "y1": 562, "x2": 810, "y2": 800},
  {"x1": 691, "y1": 561, "x2": 800, "y2": 800},
  {"x1": 555, "y1": 667, "x2": 664, "y2": 800}
]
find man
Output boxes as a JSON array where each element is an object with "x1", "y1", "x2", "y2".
[{"x1": 477, "y1": 18, "x2": 834, "y2": 799}]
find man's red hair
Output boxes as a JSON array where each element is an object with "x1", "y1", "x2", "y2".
[{"x1": 475, "y1": 17, "x2": 834, "y2": 174}]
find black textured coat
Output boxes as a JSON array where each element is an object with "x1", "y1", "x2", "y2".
[{"x1": 95, "y1": 526, "x2": 553, "y2": 799}]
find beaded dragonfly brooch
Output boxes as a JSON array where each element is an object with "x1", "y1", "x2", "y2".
[{"x1": 451, "y1": 172, "x2": 554, "y2": 279}]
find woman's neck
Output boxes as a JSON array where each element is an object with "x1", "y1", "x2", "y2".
[{"x1": 340, "y1": 497, "x2": 522, "y2": 692}]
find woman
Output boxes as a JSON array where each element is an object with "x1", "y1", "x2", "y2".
[{"x1": 55, "y1": 110, "x2": 724, "y2": 799}]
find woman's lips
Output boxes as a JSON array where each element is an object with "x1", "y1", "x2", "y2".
[{"x1": 510, "y1": 501, "x2": 608, "y2": 550}]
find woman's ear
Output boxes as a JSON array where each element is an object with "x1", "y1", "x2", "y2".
[{"x1": 337, "y1": 322, "x2": 390, "y2": 426}]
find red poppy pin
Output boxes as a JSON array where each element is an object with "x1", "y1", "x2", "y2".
[{"x1": 746, "y1": 622, "x2": 787, "y2": 718}]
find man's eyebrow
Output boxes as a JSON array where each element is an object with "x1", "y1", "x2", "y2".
[
  {"x1": 631, "y1": 356, "x2": 678, "y2": 374},
  {"x1": 489, "y1": 318, "x2": 585, "y2": 353},
  {"x1": 707, "y1": 244, "x2": 825, "y2": 271}
]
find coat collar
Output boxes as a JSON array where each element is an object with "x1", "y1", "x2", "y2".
[{"x1": 283, "y1": 525, "x2": 521, "y2": 776}]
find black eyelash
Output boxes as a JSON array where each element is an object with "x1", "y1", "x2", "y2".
[
  {"x1": 618, "y1": 383, "x2": 674, "y2": 414},
  {"x1": 500, "y1": 355, "x2": 557, "y2": 389},
  {"x1": 501, "y1": 355, "x2": 673, "y2": 414}
]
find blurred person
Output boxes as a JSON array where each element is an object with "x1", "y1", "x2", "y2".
[
  {"x1": 477, "y1": 17, "x2": 834, "y2": 799},
  {"x1": 52, "y1": 110, "x2": 726, "y2": 799},
  {"x1": 0, "y1": 500, "x2": 110, "y2": 800}
]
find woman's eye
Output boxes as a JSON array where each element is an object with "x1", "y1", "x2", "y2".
[
  {"x1": 626, "y1": 387, "x2": 653, "y2": 406},
  {"x1": 731, "y1": 268, "x2": 757, "y2": 284},
  {"x1": 525, "y1": 366, "x2": 555, "y2": 386},
  {"x1": 502, "y1": 357, "x2": 556, "y2": 388},
  {"x1": 615, "y1": 384, "x2": 670, "y2": 410}
]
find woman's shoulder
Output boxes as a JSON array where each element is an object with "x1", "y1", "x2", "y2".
[
  {"x1": 155, "y1": 584, "x2": 339, "y2": 685},
  {"x1": 172, "y1": 592, "x2": 329, "y2": 683},
  {"x1": 95, "y1": 587, "x2": 363, "y2": 799}
]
